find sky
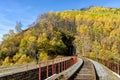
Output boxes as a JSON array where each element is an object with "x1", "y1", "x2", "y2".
[{"x1": 0, "y1": 0, "x2": 120, "y2": 41}]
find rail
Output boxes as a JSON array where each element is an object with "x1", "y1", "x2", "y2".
[{"x1": 71, "y1": 58, "x2": 96, "y2": 80}]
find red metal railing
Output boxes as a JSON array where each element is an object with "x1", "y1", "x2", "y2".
[
  {"x1": 89, "y1": 57, "x2": 120, "y2": 75},
  {"x1": 37, "y1": 56, "x2": 78, "y2": 80},
  {"x1": 0, "y1": 56, "x2": 78, "y2": 80}
]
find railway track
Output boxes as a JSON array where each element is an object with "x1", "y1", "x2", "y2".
[{"x1": 69, "y1": 58, "x2": 96, "y2": 80}]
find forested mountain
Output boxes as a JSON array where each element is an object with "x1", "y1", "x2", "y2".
[{"x1": 0, "y1": 6, "x2": 120, "y2": 66}]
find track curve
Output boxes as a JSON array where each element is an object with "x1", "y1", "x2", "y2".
[{"x1": 69, "y1": 58, "x2": 96, "y2": 80}]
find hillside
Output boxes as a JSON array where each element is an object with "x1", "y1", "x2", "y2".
[{"x1": 0, "y1": 6, "x2": 120, "y2": 66}]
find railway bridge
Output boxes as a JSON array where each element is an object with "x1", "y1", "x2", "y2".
[{"x1": 0, "y1": 56, "x2": 120, "y2": 80}]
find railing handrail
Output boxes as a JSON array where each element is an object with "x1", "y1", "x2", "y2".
[
  {"x1": 87, "y1": 57, "x2": 120, "y2": 75},
  {"x1": 0, "y1": 56, "x2": 76, "y2": 77}
]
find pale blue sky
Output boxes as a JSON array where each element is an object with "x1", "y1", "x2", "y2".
[{"x1": 0, "y1": 0, "x2": 120, "y2": 41}]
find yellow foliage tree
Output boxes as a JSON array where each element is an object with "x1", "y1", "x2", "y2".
[
  {"x1": 13, "y1": 53, "x2": 22, "y2": 62},
  {"x1": 2, "y1": 56, "x2": 13, "y2": 66},
  {"x1": 90, "y1": 52, "x2": 96, "y2": 58},
  {"x1": 39, "y1": 52, "x2": 49, "y2": 61},
  {"x1": 16, "y1": 54, "x2": 31, "y2": 64}
]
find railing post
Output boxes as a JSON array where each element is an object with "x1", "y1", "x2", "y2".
[
  {"x1": 67, "y1": 60, "x2": 70, "y2": 68},
  {"x1": 26, "y1": 63, "x2": 28, "y2": 72},
  {"x1": 52, "y1": 60, "x2": 54, "y2": 75},
  {"x1": 71, "y1": 58, "x2": 72, "y2": 66},
  {"x1": 64, "y1": 60, "x2": 65, "y2": 70},
  {"x1": 74, "y1": 57, "x2": 75, "y2": 64},
  {"x1": 71, "y1": 58, "x2": 72, "y2": 65},
  {"x1": 66, "y1": 60, "x2": 67, "y2": 69},
  {"x1": 46, "y1": 61, "x2": 48, "y2": 78},
  {"x1": 70, "y1": 59, "x2": 71, "y2": 66},
  {"x1": 68, "y1": 59, "x2": 69, "y2": 67},
  {"x1": 65, "y1": 60, "x2": 67, "y2": 69},
  {"x1": 77, "y1": 56, "x2": 78, "y2": 62},
  {"x1": 61, "y1": 58, "x2": 62, "y2": 72},
  {"x1": 118, "y1": 62, "x2": 120, "y2": 75},
  {"x1": 73, "y1": 57, "x2": 74, "y2": 65},
  {"x1": 67, "y1": 60, "x2": 69, "y2": 68},
  {"x1": 115, "y1": 63, "x2": 117, "y2": 73},
  {"x1": 75, "y1": 56, "x2": 76, "y2": 63},
  {"x1": 68, "y1": 59, "x2": 70, "y2": 68},
  {"x1": 54, "y1": 61, "x2": 56, "y2": 74},
  {"x1": 74, "y1": 56, "x2": 76, "y2": 64},
  {"x1": 38, "y1": 63, "x2": 41, "y2": 80},
  {"x1": 66, "y1": 59, "x2": 67, "y2": 69},
  {"x1": 58, "y1": 59, "x2": 60, "y2": 73}
]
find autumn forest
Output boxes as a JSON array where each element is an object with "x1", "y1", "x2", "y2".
[{"x1": 0, "y1": 6, "x2": 120, "y2": 66}]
